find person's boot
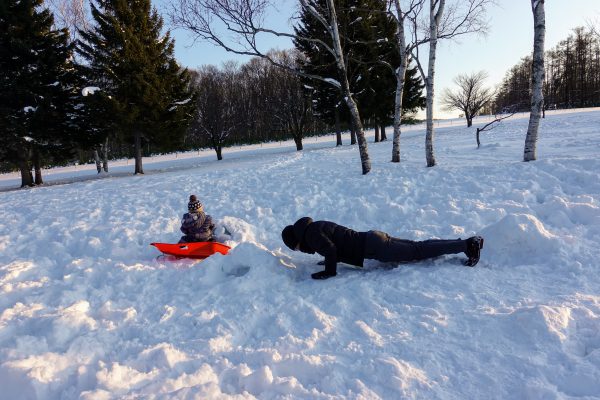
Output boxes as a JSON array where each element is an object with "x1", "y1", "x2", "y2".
[
  {"x1": 464, "y1": 236, "x2": 484, "y2": 267},
  {"x1": 311, "y1": 270, "x2": 337, "y2": 280}
]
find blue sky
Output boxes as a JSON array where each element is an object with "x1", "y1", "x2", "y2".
[{"x1": 159, "y1": 1, "x2": 600, "y2": 118}]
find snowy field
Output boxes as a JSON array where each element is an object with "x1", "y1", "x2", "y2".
[{"x1": 0, "y1": 109, "x2": 599, "y2": 399}]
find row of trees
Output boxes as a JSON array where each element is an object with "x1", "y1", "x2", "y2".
[
  {"x1": 172, "y1": 0, "x2": 495, "y2": 173},
  {"x1": 2, "y1": 0, "x2": 551, "y2": 185},
  {"x1": 176, "y1": 0, "x2": 547, "y2": 167},
  {"x1": 2, "y1": 0, "x2": 431, "y2": 186},
  {"x1": 189, "y1": 54, "x2": 319, "y2": 160},
  {"x1": 189, "y1": 49, "x2": 424, "y2": 159},
  {"x1": 495, "y1": 26, "x2": 600, "y2": 113},
  {"x1": 1, "y1": 0, "x2": 78, "y2": 185},
  {"x1": 1, "y1": 0, "x2": 194, "y2": 186}
]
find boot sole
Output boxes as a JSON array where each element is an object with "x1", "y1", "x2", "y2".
[{"x1": 464, "y1": 236, "x2": 484, "y2": 267}]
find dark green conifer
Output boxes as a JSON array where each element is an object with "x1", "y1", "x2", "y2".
[
  {"x1": 1, "y1": 0, "x2": 77, "y2": 186},
  {"x1": 294, "y1": 0, "x2": 424, "y2": 140},
  {"x1": 77, "y1": 0, "x2": 194, "y2": 174}
]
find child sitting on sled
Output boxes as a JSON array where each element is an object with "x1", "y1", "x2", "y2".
[{"x1": 179, "y1": 195, "x2": 215, "y2": 243}]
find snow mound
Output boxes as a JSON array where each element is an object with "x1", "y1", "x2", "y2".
[
  {"x1": 480, "y1": 213, "x2": 563, "y2": 265},
  {"x1": 215, "y1": 216, "x2": 259, "y2": 246},
  {"x1": 535, "y1": 195, "x2": 600, "y2": 228},
  {"x1": 201, "y1": 241, "x2": 296, "y2": 284}
]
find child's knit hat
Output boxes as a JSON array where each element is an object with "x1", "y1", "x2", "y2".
[{"x1": 188, "y1": 195, "x2": 203, "y2": 212}]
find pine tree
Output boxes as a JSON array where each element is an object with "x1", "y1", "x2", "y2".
[
  {"x1": 402, "y1": 64, "x2": 426, "y2": 115},
  {"x1": 294, "y1": 0, "x2": 424, "y2": 143},
  {"x1": 294, "y1": 0, "x2": 342, "y2": 135},
  {"x1": 0, "y1": 0, "x2": 78, "y2": 186},
  {"x1": 77, "y1": 0, "x2": 194, "y2": 174}
]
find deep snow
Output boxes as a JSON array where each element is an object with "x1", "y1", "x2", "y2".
[{"x1": 0, "y1": 109, "x2": 599, "y2": 399}]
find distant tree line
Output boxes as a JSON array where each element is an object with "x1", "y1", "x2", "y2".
[
  {"x1": 1, "y1": 0, "x2": 430, "y2": 186},
  {"x1": 187, "y1": 0, "x2": 428, "y2": 159},
  {"x1": 495, "y1": 26, "x2": 600, "y2": 113},
  {"x1": 167, "y1": 0, "x2": 493, "y2": 172},
  {"x1": 188, "y1": 52, "x2": 324, "y2": 156},
  {"x1": 2, "y1": 0, "x2": 564, "y2": 183}
]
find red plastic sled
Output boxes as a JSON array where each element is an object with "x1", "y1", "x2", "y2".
[{"x1": 151, "y1": 241, "x2": 231, "y2": 259}]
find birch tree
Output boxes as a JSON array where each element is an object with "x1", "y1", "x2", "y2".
[
  {"x1": 388, "y1": 0, "x2": 425, "y2": 163},
  {"x1": 524, "y1": 0, "x2": 545, "y2": 162},
  {"x1": 409, "y1": 0, "x2": 491, "y2": 166},
  {"x1": 169, "y1": 0, "x2": 372, "y2": 174}
]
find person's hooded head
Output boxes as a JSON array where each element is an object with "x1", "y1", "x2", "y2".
[
  {"x1": 281, "y1": 217, "x2": 314, "y2": 253},
  {"x1": 281, "y1": 225, "x2": 298, "y2": 250}
]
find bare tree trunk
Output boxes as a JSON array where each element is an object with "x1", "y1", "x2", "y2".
[
  {"x1": 102, "y1": 136, "x2": 109, "y2": 172},
  {"x1": 424, "y1": 0, "x2": 444, "y2": 168},
  {"x1": 94, "y1": 149, "x2": 102, "y2": 173},
  {"x1": 346, "y1": 98, "x2": 369, "y2": 172},
  {"x1": 524, "y1": 0, "x2": 545, "y2": 162},
  {"x1": 467, "y1": 116, "x2": 473, "y2": 127},
  {"x1": 18, "y1": 156, "x2": 34, "y2": 187},
  {"x1": 476, "y1": 127, "x2": 481, "y2": 148},
  {"x1": 374, "y1": 125, "x2": 380, "y2": 142},
  {"x1": 334, "y1": 106, "x2": 342, "y2": 146},
  {"x1": 216, "y1": 146, "x2": 223, "y2": 160},
  {"x1": 391, "y1": 0, "x2": 409, "y2": 163},
  {"x1": 350, "y1": 126, "x2": 357, "y2": 145},
  {"x1": 294, "y1": 135, "x2": 303, "y2": 151},
  {"x1": 392, "y1": 57, "x2": 409, "y2": 162},
  {"x1": 327, "y1": 0, "x2": 370, "y2": 174},
  {"x1": 380, "y1": 124, "x2": 387, "y2": 141},
  {"x1": 134, "y1": 131, "x2": 144, "y2": 174},
  {"x1": 33, "y1": 148, "x2": 43, "y2": 185},
  {"x1": 542, "y1": 101, "x2": 545, "y2": 118}
]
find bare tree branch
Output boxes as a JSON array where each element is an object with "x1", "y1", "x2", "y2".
[
  {"x1": 475, "y1": 110, "x2": 516, "y2": 148},
  {"x1": 168, "y1": 0, "x2": 372, "y2": 173},
  {"x1": 169, "y1": 0, "x2": 341, "y2": 87},
  {"x1": 46, "y1": 0, "x2": 91, "y2": 42}
]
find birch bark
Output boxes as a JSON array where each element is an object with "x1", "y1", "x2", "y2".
[
  {"x1": 391, "y1": 0, "x2": 411, "y2": 163},
  {"x1": 326, "y1": 0, "x2": 371, "y2": 174},
  {"x1": 424, "y1": 0, "x2": 445, "y2": 168},
  {"x1": 524, "y1": 0, "x2": 545, "y2": 162}
]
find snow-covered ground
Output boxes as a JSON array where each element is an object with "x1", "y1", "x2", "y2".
[{"x1": 0, "y1": 109, "x2": 599, "y2": 399}]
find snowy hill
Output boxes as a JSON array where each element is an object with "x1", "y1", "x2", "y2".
[{"x1": 0, "y1": 110, "x2": 599, "y2": 399}]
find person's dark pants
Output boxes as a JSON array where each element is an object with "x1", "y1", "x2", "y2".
[{"x1": 364, "y1": 230, "x2": 467, "y2": 263}]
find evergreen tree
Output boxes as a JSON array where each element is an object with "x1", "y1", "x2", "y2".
[
  {"x1": 77, "y1": 0, "x2": 194, "y2": 174},
  {"x1": 1, "y1": 0, "x2": 78, "y2": 186},
  {"x1": 402, "y1": 64, "x2": 426, "y2": 115},
  {"x1": 294, "y1": 0, "x2": 343, "y2": 135},
  {"x1": 294, "y1": 0, "x2": 424, "y2": 142}
]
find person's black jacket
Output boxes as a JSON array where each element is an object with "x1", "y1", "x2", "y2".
[{"x1": 291, "y1": 217, "x2": 367, "y2": 274}]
